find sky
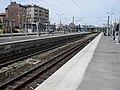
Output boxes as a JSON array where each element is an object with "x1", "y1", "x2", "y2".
[{"x1": 0, "y1": 0, "x2": 120, "y2": 27}]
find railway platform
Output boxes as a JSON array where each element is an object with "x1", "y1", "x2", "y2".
[
  {"x1": 35, "y1": 33, "x2": 120, "y2": 90},
  {"x1": 0, "y1": 32, "x2": 85, "y2": 45}
]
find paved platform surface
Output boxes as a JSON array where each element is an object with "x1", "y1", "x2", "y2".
[
  {"x1": 0, "y1": 32, "x2": 86, "y2": 45},
  {"x1": 35, "y1": 33, "x2": 102, "y2": 90},
  {"x1": 35, "y1": 33, "x2": 120, "y2": 90},
  {"x1": 77, "y1": 35, "x2": 120, "y2": 90},
  {"x1": 0, "y1": 32, "x2": 61, "y2": 44}
]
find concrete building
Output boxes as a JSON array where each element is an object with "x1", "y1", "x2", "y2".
[
  {"x1": 26, "y1": 5, "x2": 49, "y2": 32},
  {"x1": 5, "y1": 2, "x2": 49, "y2": 33},
  {"x1": 5, "y1": 2, "x2": 27, "y2": 28},
  {"x1": 82, "y1": 25, "x2": 96, "y2": 32},
  {"x1": 27, "y1": 5, "x2": 49, "y2": 24}
]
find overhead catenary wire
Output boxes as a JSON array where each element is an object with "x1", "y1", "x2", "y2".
[
  {"x1": 33, "y1": 0, "x2": 64, "y2": 13},
  {"x1": 22, "y1": 0, "x2": 103, "y2": 26},
  {"x1": 71, "y1": 0, "x2": 98, "y2": 25},
  {"x1": 56, "y1": 0, "x2": 75, "y2": 16},
  {"x1": 79, "y1": 0, "x2": 94, "y2": 17},
  {"x1": 34, "y1": 0, "x2": 91, "y2": 23},
  {"x1": 37, "y1": 0, "x2": 74, "y2": 16},
  {"x1": 56, "y1": 0, "x2": 86, "y2": 24},
  {"x1": 32, "y1": 0, "x2": 80, "y2": 24},
  {"x1": 111, "y1": 0, "x2": 118, "y2": 13},
  {"x1": 23, "y1": 0, "x2": 100, "y2": 25}
]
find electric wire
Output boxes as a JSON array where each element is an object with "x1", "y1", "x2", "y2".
[
  {"x1": 71, "y1": 0, "x2": 98, "y2": 25},
  {"x1": 79, "y1": 0, "x2": 94, "y2": 17},
  {"x1": 33, "y1": 0, "x2": 64, "y2": 13},
  {"x1": 111, "y1": 0, "x2": 118, "y2": 13},
  {"x1": 38, "y1": 0, "x2": 74, "y2": 16},
  {"x1": 56, "y1": 0, "x2": 75, "y2": 16},
  {"x1": 33, "y1": 0, "x2": 77, "y2": 24}
]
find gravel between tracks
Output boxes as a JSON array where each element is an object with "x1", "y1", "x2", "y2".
[{"x1": 0, "y1": 38, "x2": 81, "y2": 85}]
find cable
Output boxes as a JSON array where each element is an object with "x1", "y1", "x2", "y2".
[
  {"x1": 33, "y1": 0, "x2": 64, "y2": 13},
  {"x1": 33, "y1": 0, "x2": 81, "y2": 25},
  {"x1": 111, "y1": 0, "x2": 118, "y2": 12},
  {"x1": 79, "y1": 0, "x2": 94, "y2": 17},
  {"x1": 71, "y1": 0, "x2": 100, "y2": 26},
  {"x1": 71, "y1": 0, "x2": 90, "y2": 17},
  {"x1": 37, "y1": 0, "x2": 74, "y2": 16},
  {"x1": 56, "y1": 0, "x2": 75, "y2": 16}
]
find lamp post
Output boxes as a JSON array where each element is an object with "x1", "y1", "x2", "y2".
[
  {"x1": 18, "y1": 14, "x2": 27, "y2": 36},
  {"x1": 10, "y1": 13, "x2": 13, "y2": 38},
  {"x1": 45, "y1": 22, "x2": 48, "y2": 35},
  {"x1": 107, "y1": 12, "x2": 115, "y2": 38},
  {"x1": 25, "y1": 23, "x2": 27, "y2": 37},
  {"x1": 118, "y1": 12, "x2": 120, "y2": 43},
  {"x1": 22, "y1": 15, "x2": 28, "y2": 37},
  {"x1": 9, "y1": 0, "x2": 13, "y2": 38},
  {"x1": 36, "y1": 21, "x2": 39, "y2": 36},
  {"x1": 106, "y1": 16, "x2": 110, "y2": 36},
  {"x1": 57, "y1": 13, "x2": 65, "y2": 32}
]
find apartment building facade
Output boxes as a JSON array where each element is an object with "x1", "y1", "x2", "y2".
[
  {"x1": 26, "y1": 5, "x2": 49, "y2": 32},
  {"x1": 5, "y1": 2, "x2": 27, "y2": 28},
  {"x1": 27, "y1": 5, "x2": 49, "y2": 24},
  {"x1": 5, "y1": 2, "x2": 49, "y2": 32}
]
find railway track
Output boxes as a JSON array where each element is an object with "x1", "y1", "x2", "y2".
[
  {"x1": 0, "y1": 33, "x2": 92, "y2": 69},
  {"x1": 0, "y1": 33, "x2": 98, "y2": 90},
  {"x1": 0, "y1": 43, "x2": 66, "y2": 68}
]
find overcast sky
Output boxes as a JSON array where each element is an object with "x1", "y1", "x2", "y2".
[{"x1": 0, "y1": 0, "x2": 120, "y2": 26}]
